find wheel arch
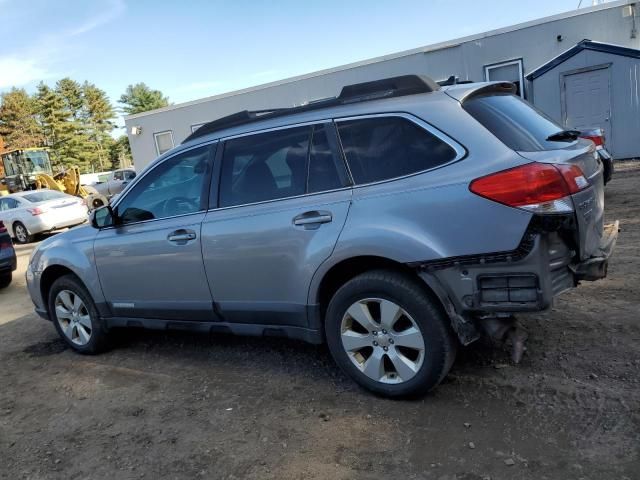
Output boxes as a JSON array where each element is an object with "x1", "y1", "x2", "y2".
[
  {"x1": 313, "y1": 255, "x2": 448, "y2": 323},
  {"x1": 40, "y1": 265, "x2": 80, "y2": 309}
]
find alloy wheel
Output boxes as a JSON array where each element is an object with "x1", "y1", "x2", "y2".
[
  {"x1": 55, "y1": 290, "x2": 92, "y2": 346},
  {"x1": 340, "y1": 298, "x2": 425, "y2": 384},
  {"x1": 15, "y1": 224, "x2": 27, "y2": 243}
]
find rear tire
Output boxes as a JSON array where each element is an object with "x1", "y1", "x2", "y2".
[
  {"x1": 0, "y1": 272, "x2": 11, "y2": 289},
  {"x1": 13, "y1": 222, "x2": 32, "y2": 244},
  {"x1": 48, "y1": 274, "x2": 110, "y2": 354},
  {"x1": 325, "y1": 270, "x2": 457, "y2": 398}
]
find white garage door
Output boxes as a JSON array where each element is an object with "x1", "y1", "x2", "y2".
[{"x1": 562, "y1": 66, "x2": 611, "y2": 149}]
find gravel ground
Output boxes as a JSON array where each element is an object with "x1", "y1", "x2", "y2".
[{"x1": 1, "y1": 163, "x2": 639, "y2": 480}]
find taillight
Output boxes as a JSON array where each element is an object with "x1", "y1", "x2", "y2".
[
  {"x1": 580, "y1": 129, "x2": 605, "y2": 148},
  {"x1": 581, "y1": 134, "x2": 604, "y2": 147},
  {"x1": 469, "y1": 162, "x2": 589, "y2": 214},
  {"x1": 27, "y1": 206, "x2": 48, "y2": 216},
  {"x1": 0, "y1": 222, "x2": 9, "y2": 249}
]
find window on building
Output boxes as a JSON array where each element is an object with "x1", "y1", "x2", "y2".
[
  {"x1": 336, "y1": 116, "x2": 457, "y2": 185},
  {"x1": 219, "y1": 126, "x2": 312, "y2": 207},
  {"x1": 484, "y1": 59, "x2": 525, "y2": 98},
  {"x1": 154, "y1": 131, "x2": 174, "y2": 156}
]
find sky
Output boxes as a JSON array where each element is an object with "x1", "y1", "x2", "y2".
[{"x1": 0, "y1": 0, "x2": 605, "y2": 128}]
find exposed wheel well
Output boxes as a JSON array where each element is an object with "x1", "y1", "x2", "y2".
[
  {"x1": 316, "y1": 256, "x2": 441, "y2": 319},
  {"x1": 40, "y1": 265, "x2": 77, "y2": 309}
]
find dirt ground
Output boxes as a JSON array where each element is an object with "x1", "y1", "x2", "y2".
[{"x1": 1, "y1": 164, "x2": 639, "y2": 480}]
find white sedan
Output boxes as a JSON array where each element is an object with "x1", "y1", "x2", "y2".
[{"x1": 0, "y1": 190, "x2": 89, "y2": 244}]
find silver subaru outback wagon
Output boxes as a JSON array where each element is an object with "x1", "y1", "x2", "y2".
[{"x1": 26, "y1": 75, "x2": 618, "y2": 397}]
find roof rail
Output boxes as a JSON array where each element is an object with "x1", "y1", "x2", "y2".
[
  {"x1": 437, "y1": 76, "x2": 476, "y2": 86},
  {"x1": 184, "y1": 74, "x2": 438, "y2": 143}
]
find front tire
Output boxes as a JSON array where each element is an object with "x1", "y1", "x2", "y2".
[
  {"x1": 48, "y1": 274, "x2": 110, "y2": 354},
  {"x1": 325, "y1": 270, "x2": 457, "y2": 398},
  {"x1": 13, "y1": 222, "x2": 32, "y2": 244}
]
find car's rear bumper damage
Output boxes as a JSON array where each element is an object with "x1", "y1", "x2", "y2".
[
  {"x1": 571, "y1": 220, "x2": 619, "y2": 281},
  {"x1": 409, "y1": 216, "x2": 619, "y2": 350}
]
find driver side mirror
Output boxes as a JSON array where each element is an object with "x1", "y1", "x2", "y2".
[{"x1": 90, "y1": 205, "x2": 116, "y2": 229}]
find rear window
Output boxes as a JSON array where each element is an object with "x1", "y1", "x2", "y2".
[
  {"x1": 463, "y1": 94, "x2": 572, "y2": 152},
  {"x1": 336, "y1": 116, "x2": 457, "y2": 185},
  {"x1": 22, "y1": 191, "x2": 68, "y2": 203}
]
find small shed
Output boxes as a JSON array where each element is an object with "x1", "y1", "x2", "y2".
[{"x1": 527, "y1": 39, "x2": 640, "y2": 159}]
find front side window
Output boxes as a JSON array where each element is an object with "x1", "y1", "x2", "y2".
[
  {"x1": 154, "y1": 131, "x2": 174, "y2": 155},
  {"x1": 116, "y1": 145, "x2": 210, "y2": 224},
  {"x1": 124, "y1": 170, "x2": 136, "y2": 181},
  {"x1": 337, "y1": 116, "x2": 457, "y2": 185},
  {"x1": 113, "y1": 171, "x2": 124, "y2": 181},
  {"x1": 219, "y1": 127, "x2": 312, "y2": 207}
]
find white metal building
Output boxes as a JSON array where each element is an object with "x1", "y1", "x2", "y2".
[{"x1": 125, "y1": 0, "x2": 640, "y2": 170}]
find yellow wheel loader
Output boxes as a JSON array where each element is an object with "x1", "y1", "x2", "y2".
[{"x1": 0, "y1": 148, "x2": 107, "y2": 209}]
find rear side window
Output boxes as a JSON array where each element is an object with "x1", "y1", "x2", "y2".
[
  {"x1": 336, "y1": 116, "x2": 457, "y2": 184},
  {"x1": 219, "y1": 127, "x2": 312, "y2": 207},
  {"x1": 463, "y1": 94, "x2": 570, "y2": 152},
  {"x1": 22, "y1": 191, "x2": 67, "y2": 203}
]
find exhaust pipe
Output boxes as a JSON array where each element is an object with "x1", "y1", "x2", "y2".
[{"x1": 479, "y1": 316, "x2": 528, "y2": 364}]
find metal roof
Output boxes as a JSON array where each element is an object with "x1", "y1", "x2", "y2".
[
  {"x1": 125, "y1": 0, "x2": 635, "y2": 121},
  {"x1": 526, "y1": 39, "x2": 640, "y2": 80}
]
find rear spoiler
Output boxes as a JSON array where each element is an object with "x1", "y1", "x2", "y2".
[{"x1": 443, "y1": 81, "x2": 517, "y2": 103}]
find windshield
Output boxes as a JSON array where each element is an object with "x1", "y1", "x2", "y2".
[
  {"x1": 23, "y1": 150, "x2": 52, "y2": 173},
  {"x1": 22, "y1": 191, "x2": 68, "y2": 203},
  {"x1": 1, "y1": 150, "x2": 52, "y2": 176},
  {"x1": 463, "y1": 94, "x2": 575, "y2": 152}
]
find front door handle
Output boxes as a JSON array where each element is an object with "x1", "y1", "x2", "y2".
[
  {"x1": 293, "y1": 211, "x2": 333, "y2": 228},
  {"x1": 167, "y1": 229, "x2": 197, "y2": 244}
]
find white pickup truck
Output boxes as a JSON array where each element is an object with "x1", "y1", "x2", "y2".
[{"x1": 92, "y1": 168, "x2": 136, "y2": 199}]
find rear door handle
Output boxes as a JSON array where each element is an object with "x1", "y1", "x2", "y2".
[
  {"x1": 167, "y1": 229, "x2": 197, "y2": 244},
  {"x1": 293, "y1": 211, "x2": 333, "y2": 228}
]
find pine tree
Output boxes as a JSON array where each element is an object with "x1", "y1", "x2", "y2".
[
  {"x1": 82, "y1": 82, "x2": 115, "y2": 171},
  {"x1": 108, "y1": 135, "x2": 132, "y2": 170},
  {"x1": 0, "y1": 88, "x2": 43, "y2": 149},
  {"x1": 56, "y1": 78, "x2": 84, "y2": 121},
  {"x1": 35, "y1": 82, "x2": 87, "y2": 171},
  {"x1": 119, "y1": 83, "x2": 169, "y2": 115}
]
